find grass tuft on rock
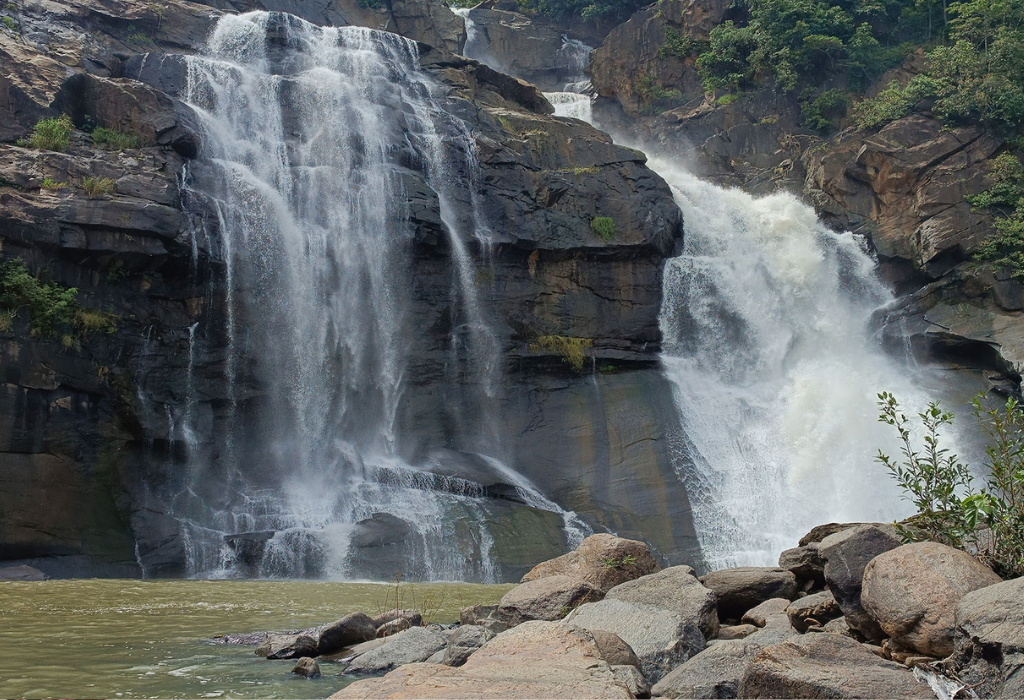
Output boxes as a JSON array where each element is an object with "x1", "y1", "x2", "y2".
[
  {"x1": 19, "y1": 114, "x2": 73, "y2": 151},
  {"x1": 590, "y1": 216, "x2": 616, "y2": 242},
  {"x1": 529, "y1": 335, "x2": 593, "y2": 371},
  {"x1": 81, "y1": 176, "x2": 116, "y2": 197},
  {"x1": 91, "y1": 127, "x2": 144, "y2": 150}
]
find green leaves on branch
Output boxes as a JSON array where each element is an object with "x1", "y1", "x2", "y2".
[
  {"x1": 876, "y1": 391, "x2": 1024, "y2": 578},
  {"x1": 969, "y1": 152, "x2": 1024, "y2": 279}
]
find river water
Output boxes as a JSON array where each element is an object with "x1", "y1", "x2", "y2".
[{"x1": 0, "y1": 580, "x2": 511, "y2": 699}]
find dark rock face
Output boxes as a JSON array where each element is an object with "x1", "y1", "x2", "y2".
[
  {"x1": 256, "y1": 633, "x2": 319, "y2": 659},
  {"x1": 698, "y1": 567, "x2": 798, "y2": 622},
  {"x1": 0, "y1": 0, "x2": 694, "y2": 581}
]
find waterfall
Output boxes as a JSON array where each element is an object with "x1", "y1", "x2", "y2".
[{"x1": 173, "y1": 11, "x2": 581, "y2": 581}]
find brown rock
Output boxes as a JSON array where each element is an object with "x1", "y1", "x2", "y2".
[
  {"x1": 718, "y1": 624, "x2": 759, "y2": 640},
  {"x1": 699, "y1": 567, "x2": 798, "y2": 621},
  {"x1": 520, "y1": 533, "x2": 661, "y2": 593},
  {"x1": 497, "y1": 575, "x2": 603, "y2": 626},
  {"x1": 255, "y1": 633, "x2": 318, "y2": 660},
  {"x1": 786, "y1": 590, "x2": 841, "y2": 633},
  {"x1": 330, "y1": 621, "x2": 632, "y2": 698},
  {"x1": 948, "y1": 576, "x2": 1024, "y2": 699},
  {"x1": 372, "y1": 608, "x2": 423, "y2": 629},
  {"x1": 861, "y1": 541, "x2": 1002, "y2": 657},
  {"x1": 741, "y1": 598, "x2": 791, "y2": 628},
  {"x1": 317, "y1": 612, "x2": 378, "y2": 655},
  {"x1": 590, "y1": 629, "x2": 640, "y2": 668},
  {"x1": 292, "y1": 656, "x2": 321, "y2": 679}
]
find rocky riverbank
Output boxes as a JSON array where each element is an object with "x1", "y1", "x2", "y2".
[{"x1": 236, "y1": 529, "x2": 1021, "y2": 698}]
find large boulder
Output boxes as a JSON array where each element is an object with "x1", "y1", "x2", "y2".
[
  {"x1": 862, "y1": 542, "x2": 1002, "y2": 657},
  {"x1": 497, "y1": 575, "x2": 603, "y2": 625},
  {"x1": 948, "y1": 576, "x2": 1024, "y2": 699},
  {"x1": 741, "y1": 599, "x2": 791, "y2": 628},
  {"x1": 818, "y1": 523, "x2": 902, "y2": 640},
  {"x1": 520, "y1": 533, "x2": 661, "y2": 593},
  {"x1": 255, "y1": 634, "x2": 318, "y2": 660},
  {"x1": 778, "y1": 544, "x2": 825, "y2": 590},
  {"x1": 606, "y1": 565, "x2": 719, "y2": 639},
  {"x1": 317, "y1": 612, "x2": 378, "y2": 655},
  {"x1": 566, "y1": 598, "x2": 706, "y2": 683},
  {"x1": 0, "y1": 564, "x2": 48, "y2": 581},
  {"x1": 699, "y1": 567, "x2": 797, "y2": 621},
  {"x1": 344, "y1": 626, "x2": 448, "y2": 674},
  {"x1": 330, "y1": 621, "x2": 633, "y2": 698},
  {"x1": 739, "y1": 633, "x2": 934, "y2": 698}
]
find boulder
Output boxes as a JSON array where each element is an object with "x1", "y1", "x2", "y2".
[
  {"x1": 255, "y1": 634, "x2": 318, "y2": 660},
  {"x1": 443, "y1": 625, "x2": 495, "y2": 667},
  {"x1": 612, "y1": 664, "x2": 651, "y2": 698},
  {"x1": 330, "y1": 621, "x2": 633, "y2": 698},
  {"x1": 372, "y1": 608, "x2": 423, "y2": 629},
  {"x1": 778, "y1": 544, "x2": 825, "y2": 589},
  {"x1": 799, "y1": 523, "x2": 861, "y2": 546},
  {"x1": 317, "y1": 612, "x2": 377, "y2": 655},
  {"x1": 651, "y1": 623, "x2": 798, "y2": 699},
  {"x1": 948, "y1": 576, "x2": 1024, "y2": 699},
  {"x1": 566, "y1": 598, "x2": 706, "y2": 683},
  {"x1": 741, "y1": 598, "x2": 791, "y2": 628},
  {"x1": 786, "y1": 591, "x2": 841, "y2": 633},
  {"x1": 0, "y1": 564, "x2": 48, "y2": 581},
  {"x1": 818, "y1": 523, "x2": 902, "y2": 641},
  {"x1": 521, "y1": 533, "x2": 661, "y2": 593},
  {"x1": 699, "y1": 567, "x2": 798, "y2": 621},
  {"x1": 345, "y1": 626, "x2": 448, "y2": 674},
  {"x1": 377, "y1": 618, "x2": 413, "y2": 637},
  {"x1": 822, "y1": 617, "x2": 851, "y2": 636},
  {"x1": 590, "y1": 629, "x2": 641, "y2": 668},
  {"x1": 497, "y1": 575, "x2": 603, "y2": 625},
  {"x1": 739, "y1": 633, "x2": 934, "y2": 698},
  {"x1": 605, "y1": 565, "x2": 719, "y2": 639},
  {"x1": 291, "y1": 657, "x2": 321, "y2": 679},
  {"x1": 718, "y1": 624, "x2": 758, "y2": 640},
  {"x1": 861, "y1": 541, "x2": 1002, "y2": 657},
  {"x1": 460, "y1": 604, "x2": 509, "y2": 635}
]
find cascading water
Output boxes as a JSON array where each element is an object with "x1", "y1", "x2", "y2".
[{"x1": 173, "y1": 11, "x2": 583, "y2": 580}]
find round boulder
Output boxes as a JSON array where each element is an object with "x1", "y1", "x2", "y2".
[
  {"x1": 292, "y1": 657, "x2": 321, "y2": 679},
  {"x1": 317, "y1": 612, "x2": 378, "y2": 655},
  {"x1": 520, "y1": 533, "x2": 661, "y2": 593},
  {"x1": 862, "y1": 541, "x2": 1002, "y2": 658},
  {"x1": 497, "y1": 574, "x2": 603, "y2": 626}
]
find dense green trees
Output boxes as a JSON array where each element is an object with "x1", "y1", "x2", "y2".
[{"x1": 513, "y1": 0, "x2": 652, "y2": 21}]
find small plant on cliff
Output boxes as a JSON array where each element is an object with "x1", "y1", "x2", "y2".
[
  {"x1": 19, "y1": 114, "x2": 73, "y2": 152},
  {"x1": 40, "y1": 177, "x2": 68, "y2": 190},
  {"x1": 529, "y1": 335, "x2": 593, "y2": 372},
  {"x1": 590, "y1": 216, "x2": 615, "y2": 242},
  {"x1": 91, "y1": 127, "x2": 143, "y2": 150},
  {"x1": 877, "y1": 391, "x2": 1024, "y2": 578},
  {"x1": 971, "y1": 153, "x2": 1024, "y2": 280},
  {"x1": 81, "y1": 176, "x2": 116, "y2": 197},
  {"x1": 2, "y1": 14, "x2": 15, "y2": 30}
]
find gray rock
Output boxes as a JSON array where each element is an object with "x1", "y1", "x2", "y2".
[
  {"x1": 778, "y1": 544, "x2": 825, "y2": 589},
  {"x1": 612, "y1": 664, "x2": 651, "y2": 698},
  {"x1": 291, "y1": 657, "x2": 321, "y2": 679},
  {"x1": 444, "y1": 625, "x2": 495, "y2": 667},
  {"x1": 521, "y1": 533, "x2": 662, "y2": 594},
  {"x1": 786, "y1": 591, "x2": 841, "y2": 633},
  {"x1": 606, "y1": 565, "x2": 719, "y2": 640},
  {"x1": 741, "y1": 598, "x2": 791, "y2": 628},
  {"x1": 718, "y1": 624, "x2": 758, "y2": 640},
  {"x1": 317, "y1": 612, "x2": 377, "y2": 655},
  {"x1": 948, "y1": 576, "x2": 1024, "y2": 699},
  {"x1": 861, "y1": 541, "x2": 1002, "y2": 657},
  {"x1": 0, "y1": 564, "x2": 48, "y2": 581},
  {"x1": 256, "y1": 634, "x2": 318, "y2": 660},
  {"x1": 699, "y1": 567, "x2": 798, "y2": 621},
  {"x1": 377, "y1": 618, "x2": 413, "y2": 637},
  {"x1": 739, "y1": 633, "x2": 934, "y2": 698},
  {"x1": 371, "y1": 608, "x2": 423, "y2": 629},
  {"x1": 818, "y1": 523, "x2": 902, "y2": 641},
  {"x1": 424, "y1": 649, "x2": 447, "y2": 664},
  {"x1": 591, "y1": 629, "x2": 641, "y2": 668},
  {"x1": 345, "y1": 626, "x2": 447, "y2": 674},
  {"x1": 799, "y1": 523, "x2": 861, "y2": 546},
  {"x1": 497, "y1": 574, "x2": 603, "y2": 625},
  {"x1": 566, "y1": 598, "x2": 706, "y2": 684},
  {"x1": 652, "y1": 639, "x2": 761, "y2": 699},
  {"x1": 822, "y1": 616, "x2": 851, "y2": 636}
]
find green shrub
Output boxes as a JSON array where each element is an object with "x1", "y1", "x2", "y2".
[
  {"x1": 659, "y1": 27, "x2": 707, "y2": 59},
  {"x1": 91, "y1": 127, "x2": 143, "y2": 150},
  {"x1": 19, "y1": 114, "x2": 73, "y2": 152},
  {"x1": 590, "y1": 216, "x2": 615, "y2": 241},
  {"x1": 2, "y1": 14, "x2": 15, "y2": 29},
  {"x1": 634, "y1": 73, "x2": 684, "y2": 113},
  {"x1": 877, "y1": 391, "x2": 1024, "y2": 578},
  {"x1": 81, "y1": 176, "x2": 116, "y2": 197},
  {"x1": 971, "y1": 153, "x2": 1024, "y2": 279},
  {"x1": 800, "y1": 88, "x2": 851, "y2": 130},
  {"x1": 40, "y1": 177, "x2": 68, "y2": 190},
  {"x1": 717, "y1": 93, "x2": 741, "y2": 106},
  {"x1": 529, "y1": 335, "x2": 593, "y2": 371}
]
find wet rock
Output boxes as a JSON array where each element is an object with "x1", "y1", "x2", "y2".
[
  {"x1": 862, "y1": 542, "x2": 1002, "y2": 658},
  {"x1": 818, "y1": 523, "x2": 902, "y2": 641},
  {"x1": 0, "y1": 564, "x2": 48, "y2": 581},
  {"x1": 345, "y1": 626, "x2": 448, "y2": 674},
  {"x1": 291, "y1": 657, "x2": 321, "y2": 679},
  {"x1": 566, "y1": 598, "x2": 706, "y2": 684},
  {"x1": 521, "y1": 533, "x2": 661, "y2": 594},
  {"x1": 256, "y1": 633, "x2": 318, "y2": 660},
  {"x1": 947, "y1": 576, "x2": 1024, "y2": 699},
  {"x1": 739, "y1": 633, "x2": 934, "y2": 698},
  {"x1": 497, "y1": 574, "x2": 603, "y2": 625},
  {"x1": 590, "y1": 629, "x2": 641, "y2": 668},
  {"x1": 612, "y1": 664, "x2": 651, "y2": 698},
  {"x1": 741, "y1": 598, "x2": 791, "y2": 628},
  {"x1": 443, "y1": 624, "x2": 495, "y2": 667},
  {"x1": 786, "y1": 591, "x2": 841, "y2": 634},
  {"x1": 317, "y1": 612, "x2": 378, "y2": 655},
  {"x1": 330, "y1": 621, "x2": 633, "y2": 698},
  {"x1": 699, "y1": 567, "x2": 798, "y2": 622},
  {"x1": 606, "y1": 565, "x2": 719, "y2": 640}
]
